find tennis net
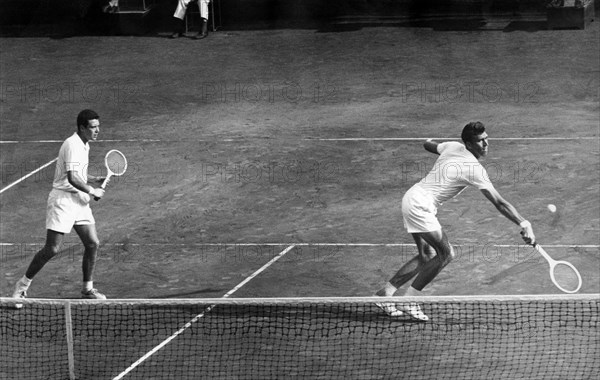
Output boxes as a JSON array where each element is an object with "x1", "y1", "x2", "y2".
[{"x1": 1, "y1": 294, "x2": 598, "y2": 380}]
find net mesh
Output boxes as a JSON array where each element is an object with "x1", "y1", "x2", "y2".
[
  {"x1": 1, "y1": 295, "x2": 598, "y2": 380},
  {"x1": 0, "y1": 302, "x2": 70, "y2": 379},
  {"x1": 106, "y1": 151, "x2": 127, "y2": 176}
]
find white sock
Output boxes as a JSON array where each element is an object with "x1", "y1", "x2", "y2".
[
  {"x1": 19, "y1": 276, "x2": 32, "y2": 287},
  {"x1": 377, "y1": 282, "x2": 398, "y2": 297},
  {"x1": 83, "y1": 281, "x2": 93, "y2": 292},
  {"x1": 404, "y1": 286, "x2": 422, "y2": 297}
]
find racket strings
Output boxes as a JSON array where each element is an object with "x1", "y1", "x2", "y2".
[
  {"x1": 552, "y1": 263, "x2": 580, "y2": 293},
  {"x1": 106, "y1": 152, "x2": 127, "y2": 175}
]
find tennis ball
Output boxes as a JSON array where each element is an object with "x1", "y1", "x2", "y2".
[{"x1": 547, "y1": 204, "x2": 557, "y2": 213}]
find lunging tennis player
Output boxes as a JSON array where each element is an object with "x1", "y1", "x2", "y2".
[
  {"x1": 375, "y1": 122, "x2": 535, "y2": 320},
  {"x1": 12, "y1": 109, "x2": 108, "y2": 304}
]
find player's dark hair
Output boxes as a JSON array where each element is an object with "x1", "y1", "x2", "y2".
[
  {"x1": 77, "y1": 109, "x2": 99, "y2": 130},
  {"x1": 461, "y1": 121, "x2": 485, "y2": 143}
]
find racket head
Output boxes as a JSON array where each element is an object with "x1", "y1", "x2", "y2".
[
  {"x1": 549, "y1": 260, "x2": 582, "y2": 294},
  {"x1": 105, "y1": 149, "x2": 127, "y2": 176}
]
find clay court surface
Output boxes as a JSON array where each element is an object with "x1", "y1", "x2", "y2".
[{"x1": 1, "y1": 18, "x2": 599, "y2": 300}]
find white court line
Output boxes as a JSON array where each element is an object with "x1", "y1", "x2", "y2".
[
  {"x1": 112, "y1": 244, "x2": 296, "y2": 380},
  {"x1": 0, "y1": 137, "x2": 597, "y2": 144},
  {"x1": 0, "y1": 140, "x2": 65, "y2": 143},
  {"x1": 308, "y1": 137, "x2": 598, "y2": 141},
  {"x1": 1, "y1": 242, "x2": 598, "y2": 249},
  {"x1": 0, "y1": 242, "x2": 598, "y2": 248},
  {"x1": 0, "y1": 139, "x2": 162, "y2": 144},
  {"x1": 0, "y1": 158, "x2": 57, "y2": 195}
]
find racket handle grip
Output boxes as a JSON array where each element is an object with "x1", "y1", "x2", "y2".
[{"x1": 101, "y1": 174, "x2": 112, "y2": 189}]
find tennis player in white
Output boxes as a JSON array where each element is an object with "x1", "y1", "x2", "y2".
[
  {"x1": 375, "y1": 122, "x2": 535, "y2": 320},
  {"x1": 12, "y1": 109, "x2": 108, "y2": 303}
]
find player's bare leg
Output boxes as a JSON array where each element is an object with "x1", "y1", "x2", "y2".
[
  {"x1": 384, "y1": 235, "x2": 437, "y2": 294},
  {"x1": 396, "y1": 230, "x2": 455, "y2": 321},
  {"x1": 375, "y1": 235, "x2": 437, "y2": 317},
  {"x1": 74, "y1": 224, "x2": 106, "y2": 299},
  {"x1": 12, "y1": 230, "x2": 64, "y2": 307},
  {"x1": 25, "y1": 230, "x2": 64, "y2": 279},
  {"x1": 74, "y1": 224, "x2": 99, "y2": 283},
  {"x1": 408, "y1": 230, "x2": 455, "y2": 291}
]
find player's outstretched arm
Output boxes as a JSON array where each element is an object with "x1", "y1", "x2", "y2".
[
  {"x1": 424, "y1": 139, "x2": 440, "y2": 155},
  {"x1": 480, "y1": 187, "x2": 535, "y2": 244}
]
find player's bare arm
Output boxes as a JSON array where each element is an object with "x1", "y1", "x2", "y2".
[
  {"x1": 88, "y1": 174, "x2": 110, "y2": 195},
  {"x1": 67, "y1": 170, "x2": 105, "y2": 199},
  {"x1": 87, "y1": 174, "x2": 108, "y2": 185},
  {"x1": 480, "y1": 187, "x2": 535, "y2": 244},
  {"x1": 424, "y1": 139, "x2": 440, "y2": 154}
]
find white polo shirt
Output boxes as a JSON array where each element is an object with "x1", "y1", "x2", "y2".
[
  {"x1": 52, "y1": 133, "x2": 89, "y2": 193},
  {"x1": 416, "y1": 141, "x2": 494, "y2": 207}
]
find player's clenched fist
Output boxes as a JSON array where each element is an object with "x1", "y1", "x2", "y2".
[
  {"x1": 89, "y1": 187, "x2": 105, "y2": 200},
  {"x1": 519, "y1": 220, "x2": 535, "y2": 245}
]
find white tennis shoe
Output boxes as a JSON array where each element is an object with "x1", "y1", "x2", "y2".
[
  {"x1": 375, "y1": 302, "x2": 405, "y2": 317},
  {"x1": 396, "y1": 303, "x2": 429, "y2": 321},
  {"x1": 12, "y1": 282, "x2": 28, "y2": 309},
  {"x1": 81, "y1": 288, "x2": 106, "y2": 300},
  {"x1": 374, "y1": 295, "x2": 405, "y2": 317}
]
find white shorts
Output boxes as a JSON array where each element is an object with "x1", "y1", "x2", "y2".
[
  {"x1": 46, "y1": 189, "x2": 95, "y2": 234},
  {"x1": 401, "y1": 185, "x2": 441, "y2": 233}
]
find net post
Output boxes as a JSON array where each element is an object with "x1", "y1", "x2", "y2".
[{"x1": 64, "y1": 301, "x2": 76, "y2": 380}]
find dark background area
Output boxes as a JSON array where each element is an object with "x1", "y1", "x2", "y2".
[{"x1": 0, "y1": 0, "x2": 571, "y2": 36}]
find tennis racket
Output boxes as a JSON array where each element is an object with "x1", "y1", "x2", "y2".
[
  {"x1": 101, "y1": 149, "x2": 127, "y2": 189},
  {"x1": 533, "y1": 243, "x2": 582, "y2": 294}
]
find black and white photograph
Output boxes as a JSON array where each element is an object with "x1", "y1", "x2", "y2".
[{"x1": 1, "y1": 1, "x2": 598, "y2": 379}]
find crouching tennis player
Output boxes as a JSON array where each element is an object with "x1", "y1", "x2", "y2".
[
  {"x1": 12, "y1": 109, "x2": 108, "y2": 305},
  {"x1": 375, "y1": 122, "x2": 535, "y2": 321}
]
